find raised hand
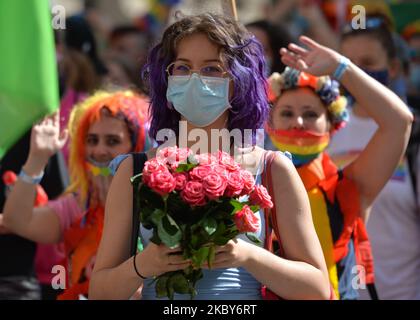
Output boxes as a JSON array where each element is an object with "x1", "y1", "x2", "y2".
[
  {"x1": 280, "y1": 35, "x2": 342, "y2": 77},
  {"x1": 30, "y1": 112, "x2": 68, "y2": 159},
  {"x1": 25, "y1": 112, "x2": 68, "y2": 174}
]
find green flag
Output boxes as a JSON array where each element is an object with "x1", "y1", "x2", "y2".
[{"x1": 0, "y1": 0, "x2": 59, "y2": 159}]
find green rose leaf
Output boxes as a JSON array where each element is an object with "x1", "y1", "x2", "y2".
[
  {"x1": 191, "y1": 246, "x2": 209, "y2": 268},
  {"x1": 207, "y1": 245, "x2": 216, "y2": 269},
  {"x1": 249, "y1": 205, "x2": 260, "y2": 213},
  {"x1": 167, "y1": 193, "x2": 190, "y2": 220},
  {"x1": 200, "y1": 216, "x2": 217, "y2": 236},
  {"x1": 167, "y1": 284, "x2": 175, "y2": 300},
  {"x1": 171, "y1": 272, "x2": 190, "y2": 294},
  {"x1": 136, "y1": 237, "x2": 144, "y2": 252},
  {"x1": 150, "y1": 209, "x2": 165, "y2": 225},
  {"x1": 213, "y1": 236, "x2": 230, "y2": 246},
  {"x1": 175, "y1": 162, "x2": 198, "y2": 173},
  {"x1": 155, "y1": 275, "x2": 169, "y2": 298},
  {"x1": 246, "y1": 232, "x2": 262, "y2": 245},
  {"x1": 139, "y1": 184, "x2": 165, "y2": 210},
  {"x1": 149, "y1": 228, "x2": 162, "y2": 245},
  {"x1": 190, "y1": 224, "x2": 211, "y2": 249},
  {"x1": 139, "y1": 206, "x2": 155, "y2": 228},
  {"x1": 158, "y1": 214, "x2": 182, "y2": 249},
  {"x1": 229, "y1": 198, "x2": 245, "y2": 215},
  {"x1": 212, "y1": 222, "x2": 229, "y2": 245}
]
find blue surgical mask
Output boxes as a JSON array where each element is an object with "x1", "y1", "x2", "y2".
[
  {"x1": 363, "y1": 68, "x2": 390, "y2": 87},
  {"x1": 166, "y1": 73, "x2": 231, "y2": 127}
]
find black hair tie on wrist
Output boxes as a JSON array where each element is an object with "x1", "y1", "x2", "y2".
[{"x1": 133, "y1": 253, "x2": 147, "y2": 280}]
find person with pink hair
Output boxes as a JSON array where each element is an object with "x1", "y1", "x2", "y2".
[{"x1": 2, "y1": 91, "x2": 150, "y2": 299}]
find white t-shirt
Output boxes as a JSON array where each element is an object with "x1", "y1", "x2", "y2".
[{"x1": 328, "y1": 109, "x2": 420, "y2": 300}]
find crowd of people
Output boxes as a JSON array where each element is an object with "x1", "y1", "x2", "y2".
[{"x1": 0, "y1": 0, "x2": 419, "y2": 300}]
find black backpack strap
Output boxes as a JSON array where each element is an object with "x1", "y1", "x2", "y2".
[
  {"x1": 130, "y1": 152, "x2": 148, "y2": 256},
  {"x1": 406, "y1": 142, "x2": 420, "y2": 213},
  {"x1": 367, "y1": 283, "x2": 379, "y2": 300},
  {"x1": 407, "y1": 107, "x2": 420, "y2": 214}
]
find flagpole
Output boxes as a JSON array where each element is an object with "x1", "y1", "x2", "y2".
[
  {"x1": 221, "y1": 0, "x2": 238, "y2": 21},
  {"x1": 230, "y1": 0, "x2": 238, "y2": 21}
]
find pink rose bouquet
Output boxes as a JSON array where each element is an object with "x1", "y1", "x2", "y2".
[{"x1": 131, "y1": 146, "x2": 273, "y2": 299}]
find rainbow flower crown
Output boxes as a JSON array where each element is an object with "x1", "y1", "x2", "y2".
[{"x1": 268, "y1": 67, "x2": 349, "y2": 132}]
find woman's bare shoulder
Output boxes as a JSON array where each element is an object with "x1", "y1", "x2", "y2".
[
  {"x1": 257, "y1": 148, "x2": 294, "y2": 173},
  {"x1": 267, "y1": 150, "x2": 300, "y2": 188}
]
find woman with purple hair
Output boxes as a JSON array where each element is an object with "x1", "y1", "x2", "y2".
[{"x1": 89, "y1": 13, "x2": 330, "y2": 300}]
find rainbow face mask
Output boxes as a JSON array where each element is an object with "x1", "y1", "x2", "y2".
[
  {"x1": 266, "y1": 125, "x2": 330, "y2": 167},
  {"x1": 85, "y1": 157, "x2": 113, "y2": 207},
  {"x1": 85, "y1": 158, "x2": 112, "y2": 177}
]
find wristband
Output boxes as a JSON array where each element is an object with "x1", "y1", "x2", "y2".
[
  {"x1": 133, "y1": 253, "x2": 147, "y2": 280},
  {"x1": 332, "y1": 56, "x2": 350, "y2": 81},
  {"x1": 18, "y1": 168, "x2": 44, "y2": 185}
]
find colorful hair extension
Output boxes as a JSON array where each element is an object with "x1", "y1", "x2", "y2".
[
  {"x1": 268, "y1": 68, "x2": 349, "y2": 132},
  {"x1": 66, "y1": 90, "x2": 150, "y2": 204}
]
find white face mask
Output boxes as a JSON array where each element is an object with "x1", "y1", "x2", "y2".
[{"x1": 166, "y1": 73, "x2": 232, "y2": 127}]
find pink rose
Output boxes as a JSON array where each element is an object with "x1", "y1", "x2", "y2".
[
  {"x1": 142, "y1": 158, "x2": 168, "y2": 184},
  {"x1": 148, "y1": 170, "x2": 176, "y2": 196},
  {"x1": 240, "y1": 169, "x2": 255, "y2": 195},
  {"x1": 224, "y1": 171, "x2": 244, "y2": 197},
  {"x1": 157, "y1": 146, "x2": 192, "y2": 166},
  {"x1": 202, "y1": 173, "x2": 227, "y2": 200},
  {"x1": 168, "y1": 161, "x2": 181, "y2": 173},
  {"x1": 217, "y1": 151, "x2": 241, "y2": 172},
  {"x1": 181, "y1": 181, "x2": 207, "y2": 206},
  {"x1": 157, "y1": 146, "x2": 178, "y2": 160},
  {"x1": 234, "y1": 205, "x2": 259, "y2": 233},
  {"x1": 195, "y1": 153, "x2": 218, "y2": 166},
  {"x1": 212, "y1": 164, "x2": 228, "y2": 178},
  {"x1": 173, "y1": 172, "x2": 188, "y2": 191},
  {"x1": 189, "y1": 165, "x2": 213, "y2": 181},
  {"x1": 249, "y1": 185, "x2": 273, "y2": 209}
]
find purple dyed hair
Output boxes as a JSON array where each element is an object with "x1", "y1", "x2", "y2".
[{"x1": 142, "y1": 13, "x2": 269, "y2": 144}]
